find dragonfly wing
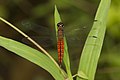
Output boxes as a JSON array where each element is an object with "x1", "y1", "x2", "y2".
[
  {"x1": 21, "y1": 20, "x2": 51, "y2": 36},
  {"x1": 22, "y1": 36, "x2": 55, "y2": 48},
  {"x1": 21, "y1": 20, "x2": 56, "y2": 48}
]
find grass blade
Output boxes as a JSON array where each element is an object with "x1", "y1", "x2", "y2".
[
  {"x1": 0, "y1": 36, "x2": 65, "y2": 80},
  {"x1": 77, "y1": 0, "x2": 111, "y2": 80},
  {"x1": 54, "y1": 5, "x2": 73, "y2": 80},
  {"x1": 0, "y1": 17, "x2": 59, "y2": 69}
]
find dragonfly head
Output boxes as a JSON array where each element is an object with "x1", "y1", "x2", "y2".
[{"x1": 57, "y1": 22, "x2": 64, "y2": 27}]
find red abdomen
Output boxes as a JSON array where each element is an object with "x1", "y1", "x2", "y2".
[{"x1": 57, "y1": 39, "x2": 64, "y2": 65}]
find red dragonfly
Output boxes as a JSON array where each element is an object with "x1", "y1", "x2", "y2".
[
  {"x1": 57, "y1": 22, "x2": 64, "y2": 65},
  {"x1": 21, "y1": 20, "x2": 90, "y2": 65}
]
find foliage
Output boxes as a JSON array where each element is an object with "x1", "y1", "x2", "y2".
[{"x1": 1, "y1": 0, "x2": 120, "y2": 80}]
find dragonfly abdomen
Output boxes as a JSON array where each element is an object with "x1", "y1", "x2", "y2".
[{"x1": 57, "y1": 39, "x2": 64, "y2": 65}]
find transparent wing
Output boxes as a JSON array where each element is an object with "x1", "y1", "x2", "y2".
[
  {"x1": 20, "y1": 20, "x2": 92, "y2": 49},
  {"x1": 20, "y1": 20, "x2": 56, "y2": 48}
]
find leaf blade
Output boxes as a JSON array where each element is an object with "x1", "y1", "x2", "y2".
[
  {"x1": 0, "y1": 36, "x2": 65, "y2": 80},
  {"x1": 77, "y1": 0, "x2": 111, "y2": 80},
  {"x1": 54, "y1": 5, "x2": 73, "y2": 80}
]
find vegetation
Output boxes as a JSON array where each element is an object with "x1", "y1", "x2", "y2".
[{"x1": 0, "y1": 0, "x2": 119, "y2": 80}]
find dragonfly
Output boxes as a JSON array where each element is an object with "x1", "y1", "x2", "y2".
[
  {"x1": 20, "y1": 20, "x2": 91, "y2": 65},
  {"x1": 57, "y1": 22, "x2": 64, "y2": 65}
]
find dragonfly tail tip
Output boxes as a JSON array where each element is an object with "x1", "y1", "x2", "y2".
[{"x1": 59, "y1": 63, "x2": 62, "y2": 68}]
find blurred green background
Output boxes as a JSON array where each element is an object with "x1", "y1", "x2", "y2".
[{"x1": 0, "y1": 0, "x2": 120, "y2": 80}]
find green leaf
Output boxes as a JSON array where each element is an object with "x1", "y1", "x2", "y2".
[
  {"x1": 77, "y1": 71, "x2": 88, "y2": 80},
  {"x1": 54, "y1": 5, "x2": 73, "y2": 80},
  {"x1": 0, "y1": 36, "x2": 65, "y2": 80},
  {"x1": 77, "y1": 0, "x2": 111, "y2": 80}
]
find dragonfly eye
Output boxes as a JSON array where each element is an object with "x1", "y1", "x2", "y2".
[{"x1": 57, "y1": 22, "x2": 64, "y2": 27}]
